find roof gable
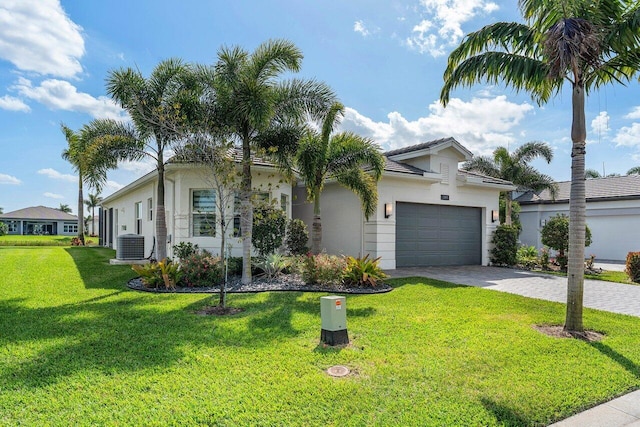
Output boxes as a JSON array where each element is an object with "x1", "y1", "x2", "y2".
[{"x1": 384, "y1": 137, "x2": 473, "y2": 162}]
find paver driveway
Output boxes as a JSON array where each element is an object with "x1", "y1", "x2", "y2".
[{"x1": 388, "y1": 266, "x2": 640, "y2": 317}]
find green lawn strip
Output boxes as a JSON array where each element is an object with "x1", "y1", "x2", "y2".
[
  {"x1": 1, "y1": 248, "x2": 639, "y2": 425},
  {"x1": 533, "y1": 268, "x2": 633, "y2": 285},
  {"x1": 0, "y1": 235, "x2": 100, "y2": 246}
]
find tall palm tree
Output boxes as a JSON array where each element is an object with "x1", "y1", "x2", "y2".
[
  {"x1": 61, "y1": 124, "x2": 114, "y2": 244},
  {"x1": 84, "y1": 193, "x2": 102, "y2": 236},
  {"x1": 463, "y1": 142, "x2": 556, "y2": 225},
  {"x1": 441, "y1": 0, "x2": 640, "y2": 333},
  {"x1": 627, "y1": 166, "x2": 640, "y2": 175},
  {"x1": 297, "y1": 102, "x2": 385, "y2": 254},
  {"x1": 106, "y1": 58, "x2": 197, "y2": 260},
  {"x1": 206, "y1": 39, "x2": 335, "y2": 284}
]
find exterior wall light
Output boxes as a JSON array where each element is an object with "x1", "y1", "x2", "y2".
[
  {"x1": 384, "y1": 203, "x2": 393, "y2": 219},
  {"x1": 491, "y1": 210, "x2": 499, "y2": 223}
]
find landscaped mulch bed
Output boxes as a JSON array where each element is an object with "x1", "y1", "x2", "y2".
[{"x1": 127, "y1": 274, "x2": 393, "y2": 294}]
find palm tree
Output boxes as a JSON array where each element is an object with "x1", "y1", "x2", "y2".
[
  {"x1": 61, "y1": 124, "x2": 115, "y2": 244},
  {"x1": 58, "y1": 203, "x2": 72, "y2": 214},
  {"x1": 84, "y1": 193, "x2": 102, "y2": 236},
  {"x1": 441, "y1": 0, "x2": 640, "y2": 333},
  {"x1": 106, "y1": 58, "x2": 196, "y2": 261},
  {"x1": 585, "y1": 168, "x2": 621, "y2": 178},
  {"x1": 206, "y1": 39, "x2": 335, "y2": 284},
  {"x1": 297, "y1": 102, "x2": 385, "y2": 254},
  {"x1": 463, "y1": 142, "x2": 556, "y2": 226},
  {"x1": 627, "y1": 166, "x2": 640, "y2": 175}
]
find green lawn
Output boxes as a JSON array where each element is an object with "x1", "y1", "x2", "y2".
[
  {"x1": 1, "y1": 247, "x2": 639, "y2": 426},
  {"x1": 534, "y1": 268, "x2": 634, "y2": 285},
  {"x1": 0, "y1": 235, "x2": 99, "y2": 247}
]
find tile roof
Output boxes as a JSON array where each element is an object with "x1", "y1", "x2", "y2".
[
  {"x1": 516, "y1": 175, "x2": 640, "y2": 203},
  {"x1": 457, "y1": 169, "x2": 514, "y2": 186},
  {"x1": 382, "y1": 157, "x2": 427, "y2": 175},
  {"x1": 384, "y1": 137, "x2": 456, "y2": 157},
  {"x1": 0, "y1": 206, "x2": 77, "y2": 221}
]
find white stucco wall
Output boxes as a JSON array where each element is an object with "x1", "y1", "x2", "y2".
[
  {"x1": 102, "y1": 164, "x2": 292, "y2": 259},
  {"x1": 519, "y1": 199, "x2": 640, "y2": 261},
  {"x1": 293, "y1": 152, "x2": 503, "y2": 269}
]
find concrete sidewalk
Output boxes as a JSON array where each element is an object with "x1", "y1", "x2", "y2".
[{"x1": 387, "y1": 265, "x2": 640, "y2": 427}]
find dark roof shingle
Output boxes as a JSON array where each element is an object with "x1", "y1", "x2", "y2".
[
  {"x1": 0, "y1": 206, "x2": 77, "y2": 221},
  {"x1": 516, "y1": 175, "x2": 640, "y2": 203}
]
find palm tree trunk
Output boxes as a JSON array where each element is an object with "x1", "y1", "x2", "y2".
[
  {"x1": 504, "y1": 192, "x2": 512, "y2": 226},
  {"x1": 91, "y1": 206, "x2": 96, "y2": 236},
  {"x1": 77, "y1": 173, "x2": 85, "y2": 245},
  {"x1": 241, "y1": 134, "x2": 253, "y2": 285},
  {"x1": 156, "y1": 153, "x2": 168, "y2": 261},
  {"x1": 311, "y1": 191, "x2": 322, "y2": 254},
  {"x1": 565, "y1": 80, "x2": 587, "y2": 333},
  {"x1": 219, "y1": 216, "x2": 226, "y2": 307}
]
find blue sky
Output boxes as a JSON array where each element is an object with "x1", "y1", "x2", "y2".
[{"x1": 1, "y1": 0, "x2": 639, "y2": 215}]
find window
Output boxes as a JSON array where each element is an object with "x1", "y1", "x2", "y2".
[
  {"x1": 280, "y1": 194, "x2": 289, "y2": 212},
  {"x1": 192, "y1": 189, "x2": 216, "y2": 237},
  {"x1": 6, "y1": 221, "x2": 18, "y2": 233},
  {"x1": 63, "y1": 223, "x2": 78, "y2": 233},
  {"x1": 233, "y1": 191, "x2": 269, "y2": 237},
  {"x1": 147, "y1": 198, "x2": 153, "y2": 221},
  {"x1": 135, "y1": 202, "x2": 142, "y2": 234}
]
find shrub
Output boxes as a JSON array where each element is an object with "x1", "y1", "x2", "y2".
[
  {"x1": 179, "y1": 252, "x2": 223, "y2": 287},
  {"x1": 285, "y1": 219, "x2": 309, "y2": 255},
  {"x1": 226, "y1": 256, "x2": 243, "y2": 276},
  {"x1": 255, "y1": 253, "x2": 290, "y2": 279},
  {"x1": 540, "y1": 247, "x2": 550, "y2": 270},
  {"x1": 173, "y1": 242, "x2": 199, "y2": 260},
  {"x1": 70, "y1": 237, "x2": 83, "y2": 246},
  {"x1": 626, "y1": 252, "x2": 640, "y2": 283},
  {"x1": 0, "y1": 222, "x2": 7, "y2": 236},
  {"x1": 252, "y1": 204, "x2": 287, "y2": 256},
  {"x1": 541, "y1": 214, "x2": 592, "y2": 270},
  {"x1": 343, "y1": 254, "x2": 388, "y2": 287},
  {"x1": 516, "y1": 245, "x2": 539, "y2": 269},
  {"x1": 301, "y1": 253, "x2": 346, "y2": 285},
  {"x1": 490, "y1": 225, "x2": 519, "y2": 266},
  {"x1": 132, "y1": 258, "x2": 181, "y2": 289}
]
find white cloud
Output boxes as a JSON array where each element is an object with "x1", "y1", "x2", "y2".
[
  {"x1": 13, "y1": 78, "x2": 125, "y2": 120},
  {"x1": 589, "y1": 111, "x2": 609, "y2": 143},
  {"x1": 625, "y1": 106, "x2": 640, "y2": 120},
  {"x1": 38, "y1": 168, "x2": 76, "y2": 183},
  {"x1": 341, "y1": 95, "x2": 533, "y2": 156},
  {"x1": 0, "y1": 95, "x2": 30, "y2": 112},
  {"x1": 0, "y1": 173, "x2": 21, "y2": 185},
  {"x1": 0, "y1": 0, "x2": 84, "y2": 78},
  {"x1": 43, "y1": 192, "x2": 64, "y2": 199},
  {"x1": 406, "y1": 0, "x2": 498, "y2": 57},
  {"x1": 354, "y1": 20, "x2": 370, "y2": 37},
  {"x1": 613, "y1": 123, "x2": 640, "y2": 148},
  {"x1": 118, "y1": 159, "x2": 156, "y2": 176},
  {"x1": 104, "y1": 180, "x2": 124, "y2": 193}
]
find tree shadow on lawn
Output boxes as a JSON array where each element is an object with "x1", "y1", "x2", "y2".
[
  {"x1": 0, "y1": 294, "x2": 222, "y2": 390},
  {"x1": 589, "y1": 341, "x2": 640, "y2": 379},
  {"x1": 387, "y1": 276, "x2": 469, "y2": 289},
  {"x1": 479, "y1": 397, "x2": 532, "y2": 427},
  {"x1": 64, "y1": 247, "x2": 136, "y2": 291},
  {"x1": 187, "y1": 291, "x2": 377, "y2": 348}
]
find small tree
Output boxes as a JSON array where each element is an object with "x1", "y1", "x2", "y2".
[
  {"x1": 541, "y1": 214, "x2": 592, "y2": 270},
  {"x1": 252, "y1": 203, "x2": 287, "y2": 257},
  {"x1": 0, "y1": 222, "x2": 8, "y2": 236},
  {"x1": 58, "y1": 204, "x2": 72, "y2": 213},
  {"x1": 285, "y1": 218, "x2": 309, "y2": 255}
]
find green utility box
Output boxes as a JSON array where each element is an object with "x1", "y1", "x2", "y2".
[{"x1": 320, "y1": 296, "x2": 349, "y2": 346}]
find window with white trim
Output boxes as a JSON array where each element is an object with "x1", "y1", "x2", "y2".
[
  {"x1": 135, "y1": 201, "x2": 142, "y2": 234},
  {"x1": 192, "y1": 190, "x2": 216, "y2": 237}
]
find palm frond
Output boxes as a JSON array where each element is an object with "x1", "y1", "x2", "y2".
[{"x1": 334, "y1": 168, "x2": 379, "y2": 220}]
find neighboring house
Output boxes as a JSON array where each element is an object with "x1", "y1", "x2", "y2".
[
  {"x1": 293, "y1": 137, "x2": 515, "y2": 269},
  {"x1": 99, "y1": 151, "x2": 293, "y2": 260},
  {"x1": 516, "y1": 175, "x2": 640, "y2": 261},
  {"x1": 0, "y1": 206, "x2": 79, "y2": 236}
]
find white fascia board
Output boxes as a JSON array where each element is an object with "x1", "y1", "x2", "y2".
[{"x1": 456, "y1": 174, "x2": 516, "y2": 191}]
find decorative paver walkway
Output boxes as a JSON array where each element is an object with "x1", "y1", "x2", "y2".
[{"x1": 387, "y1": 265, "x2": 640, "y2": 427}]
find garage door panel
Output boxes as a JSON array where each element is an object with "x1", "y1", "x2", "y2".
[{"x1": 396, "y1": 202, "x2": 481, "y2": 267}]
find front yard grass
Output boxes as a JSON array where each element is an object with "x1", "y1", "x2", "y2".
[
  {"x1": 534, "y1": 268, "x2": 633, "y2": 285},
  {"x1": 1, "y1": 247, "x2": 639, "y2": 426}
]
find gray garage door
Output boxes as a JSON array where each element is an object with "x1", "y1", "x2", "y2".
[{"x1": 396, "y1": 203, "x2": 482, "y2": 267}]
